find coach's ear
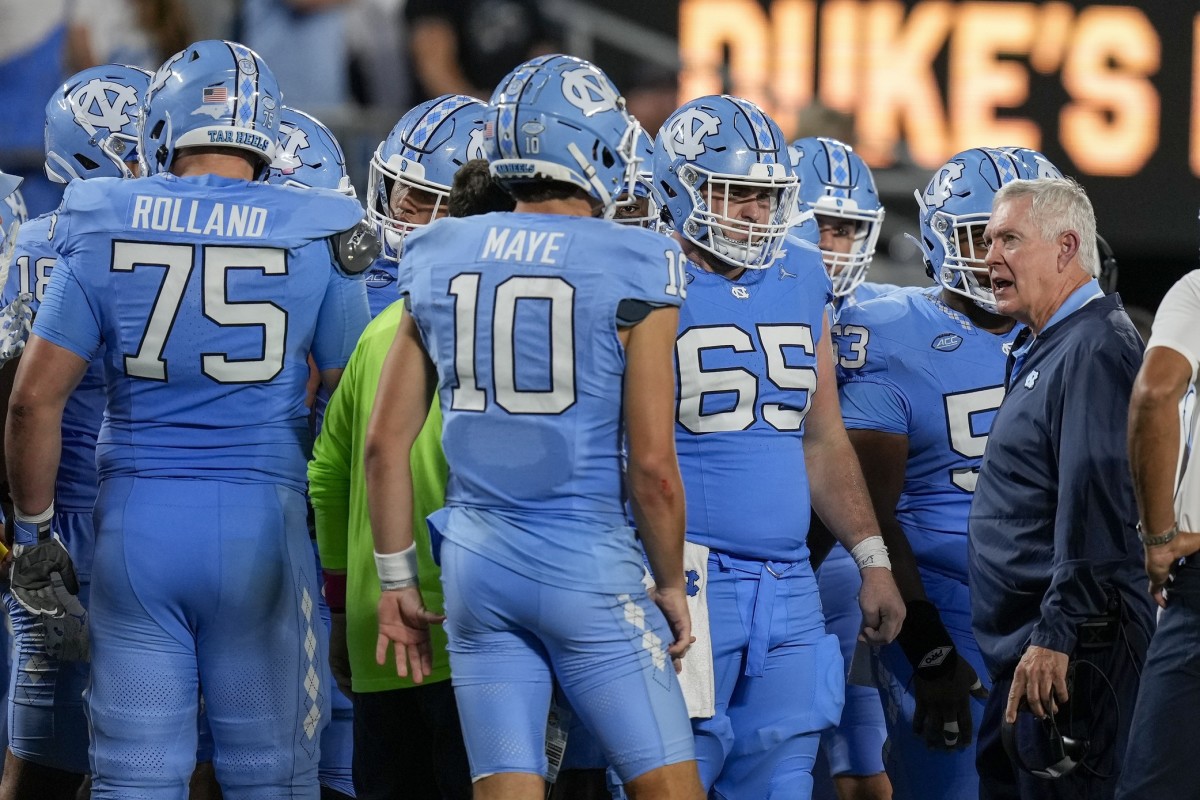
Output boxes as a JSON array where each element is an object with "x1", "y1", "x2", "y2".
[{"x1": 330, "y1": 220, "x2": 381, "y2": 276}]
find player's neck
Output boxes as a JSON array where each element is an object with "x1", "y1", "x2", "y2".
[
  {"x1": 171, "y1": 149, "x2": 258, "y2": 181},
  {"x1": 514, "y1": 196, "x2": 600, "y2": 218},
  {"x1": 939, "y1": 288, "x2": 1016, "y2": 335},
  {"x1": 678, "y1": 236, "x2": 745, "y2": 281}
]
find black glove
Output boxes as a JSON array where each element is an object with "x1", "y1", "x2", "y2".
[{"x1": 11, "y1": 514, "x2": 80, "y2": 616}]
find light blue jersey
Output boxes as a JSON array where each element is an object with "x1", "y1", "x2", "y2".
[
  {"x1": 33, "y1": 174, "x2": 369, "y2": 493},
  {"x1": 833, "y1": 280, "x2": 898, "y2": 319},
  {"x1": 834, "y1": 286, "x2": 1019, "y2": 583},
  {"x1": 404, "y1": 212, "x2": 685, "y2": 594},
  {"x1": 4, "y1": 214, "x2": 105, "y2": 515},
  {"x1": 363, "y1": 255, "x2": 398, "y2": 318},
  {"x1": 675, "y1": 240, "x2": 833, "y2": 563}
]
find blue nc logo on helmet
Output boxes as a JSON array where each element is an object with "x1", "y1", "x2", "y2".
[
  {"x1": 45, "y1": 64, "x2": 152, "y2": 182},
  {"x1": 268, "y1": 106, "x2": 354, "y2": 196}
]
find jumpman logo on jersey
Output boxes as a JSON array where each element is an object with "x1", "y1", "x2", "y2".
[
  {"x1": 685, "y1": 569, "x2": 700, "y2": 597},
  {"x1": 665, "y1": 109, "x2": 720, "y2": 161},
  {"x1": 561, "y1": 68, "x2": 620, "y2": 116},
  {"x1": 71, "y1": 79, "x2": 139, "y2": 134}
]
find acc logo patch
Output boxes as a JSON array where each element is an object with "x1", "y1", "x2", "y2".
[
  {"x1": 365, "y1": 268, "x2": 396, "y2": 289},
  {"x1": 931, "y1": 333, "x2": 963, "y2": 352},
  {"x1": 665, "y1": 109, "x2": 720, "y2": 161}
]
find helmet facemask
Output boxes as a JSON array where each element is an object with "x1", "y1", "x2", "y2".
[
  {"x1": 678, "y1": 162, "x2": 797, "y2": 270},
  {"x1": 928, "y1": 208, "x2": 996, "y2": 312}
]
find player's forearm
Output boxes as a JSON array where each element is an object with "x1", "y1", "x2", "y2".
[
  {"x1": 628, "y1": 459, "x2": 686, "y2": 591},
  {"x1": 806, "y1": 432, "x2": 882, "y2": 551},
  {"x1": 5, "y1": 399, "x2": 62, "y2": 515},
  {"x1": 1128, "y1": 378, "x2": 1183, "y2": 534},
  {"x1": 364, "y1": 435, "x2": 417, "y2": 556}
]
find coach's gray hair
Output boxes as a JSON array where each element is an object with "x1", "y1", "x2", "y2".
[{"x1": 992, "y1": 177, "x2": 1099, "y2": 278}]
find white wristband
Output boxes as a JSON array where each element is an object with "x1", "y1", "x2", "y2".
[
  {"x1": 850, "y1": 535, "x2": 891, "y2": 571},
  {"x1": 374, "y1": 543, "x2": 419, "y2": 591}
]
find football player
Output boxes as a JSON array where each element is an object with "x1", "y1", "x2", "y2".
[
  {"x1": 5, "y1": 40, "x2": 370, "y2": 797},
  {"x1": 653, "y1": 95, "x2": 904, "y2": 798},
  {"x1": 364, "y1": 54, "x2": 703, "y2": 800},
  {"x1": 363, "y1": 94, "x2": 488, "y2": 316},
  {"x1": 790, "y1": 135, "x2": 893, "y2": 800},
  {"x1": 830, "y1": 147, "x2": 1051, "y2": 799},
  {"x1": 0, "y1": 64, "x2": 150, "y2": 800}
]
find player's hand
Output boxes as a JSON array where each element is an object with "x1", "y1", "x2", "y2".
[
  {"x1": 858, "y1": 568, "x2": 905, "y2": 645},
  {"x1": 1146, "y1": 530, "x2": 1200, "y2": 609},
  {"x1": 650, "y1": 585, "x2": 694, "y2": 673},
  {"x1": 1005, "y1": 645, "x2": 1068, "y2": 723},
  {"x1": 0, "y1": 293, "x2": 32, "y2": 367},
  {"x1": 912, "y1": 652, "x2": 987, "y2": 750},
  {"x1": 42, "y1": 573, "x2": 89, "y2": 662},
  {"x1": 375, "y1": 586, "x2": 445, "y2": 684},
  {"x1": 11, "y1": 536, "x2": 80, "y2": 616},
  {"x1": 329, "y1": 609, "x2": 353, "y2": 697}
]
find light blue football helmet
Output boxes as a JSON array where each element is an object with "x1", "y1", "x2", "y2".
[
  {"x1": 654, "y1": 95, "x2": 797, "y2": 270},
  {"x1": 368, "y1": 94, "x2": 488, "y2": 261},
  {"x1": 915, "y1": 147, "x2": 1036, "y2": 311},
  {"x1": 267, "y1": 106, "x2": 353, "y2": 195},
  {"x1": 1001, "y1": 146, "x2": 1064, "y2": 181},
  {"x1": 790, "y1": 136, "x2": 884, "y2": 297},
  {"x1": 45, "y1": 64, "x2": 151, "y2": 182},
  {"x1": 139, "y1": 40, "x2": 281, "y2": 178},
  {"x1": 614, "y1": 125, "x2": 661, "y2": 229},
  {"x1": 486, "y1": 54, "x2": 640, "y2": 219}
]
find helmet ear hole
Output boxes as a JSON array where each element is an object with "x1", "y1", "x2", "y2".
[
  {"x1": 601, "y1": 148, "x2": 614, "y2": 169},
  {"x1": 73, "y1": 154, "x2": 99, "y2": 171}
]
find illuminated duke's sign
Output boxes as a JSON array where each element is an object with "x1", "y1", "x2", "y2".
[{"x1": 678, "y1": 0, "x2": 1184, "y2": 177}]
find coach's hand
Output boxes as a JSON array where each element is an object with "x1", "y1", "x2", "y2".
[
  {"x1": 858, "y1": 568, "x2": 905, "y2": 645},
  {"x1": 376, "y1": 586, "x2": 445, "y2": 684},
  {"x1": 913, "y1": 653, "x2": 987, "y2": 750},
  {"x1": 1006, "y1": 645, "x2": 1068, "y2": 723}
]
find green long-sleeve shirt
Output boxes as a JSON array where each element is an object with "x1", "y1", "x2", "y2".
[{"x1": 309, "y1": 299, "x2": 452, "y2": 691}]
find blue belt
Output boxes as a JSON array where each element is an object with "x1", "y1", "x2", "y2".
[{"x1": 713, "y1": 551, "x2": 804, "y2": 678}]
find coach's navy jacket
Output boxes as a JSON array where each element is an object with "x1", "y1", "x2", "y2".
[{"x1": 968, "y1": 291, "x2": 1156, "y2": 678}]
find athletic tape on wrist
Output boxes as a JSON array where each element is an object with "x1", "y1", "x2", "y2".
[
  {"x1": 374, "y1": 543, "x2": 418, "y2": 590},
  {"x1": 850, "y1": 535, "x2": 891, "y2": 571}
]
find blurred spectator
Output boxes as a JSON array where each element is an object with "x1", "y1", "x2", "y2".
[
  {"x1": 346, "y1": 0, "x2": 408, "y2": 114},
  {"x1": 67, "y1": 0, "x2": 192, "y2": 71},
  {"x1": 242, "y1": 0, "x2": 353, "y2": 114},
  {"x1": 0, "y1": 1, "x2": 69, "y2": 217},
  {"x1": 624, "y1": 66, "x2": 677, "y2": 137},
  {"x1": 405, "y1": 0, "x2": 556, "y2": 101},
  {"x1": 794, "y1": 101, "x2": 856, "y2": 146}
]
